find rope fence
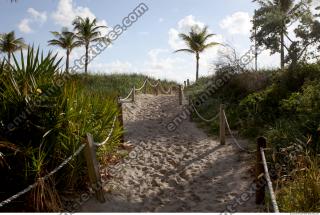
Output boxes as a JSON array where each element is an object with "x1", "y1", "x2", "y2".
[
  {"x1": 119, "y1": 78, "x2": 175, "y2": 103},
  {"x1": 95, "y1": 115, "x2": 117, "y2": 147},
  {"x1": 260, "y1": 146, "x2": 279, "y2": 212},
  {"x1": 219, "y1": 104, "x2": 279, "y2": 212},
  {"x1": 187, "y1": 97, "x2": 279, "y2": 212},
  {"x1": 0, "y1": 113, "x2": 118, "y2": 208},
  {"x1": 191, "y1": 103, "x2": 219, "y2": 122}
]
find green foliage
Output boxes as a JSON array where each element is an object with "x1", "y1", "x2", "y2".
[{"x1": 0, "y1": 47, "x2": 164, "y2": 211}]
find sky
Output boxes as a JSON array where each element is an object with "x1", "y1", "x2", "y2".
[{"x1": 0, "y1": 0, "x2": 292, "y2": 82}]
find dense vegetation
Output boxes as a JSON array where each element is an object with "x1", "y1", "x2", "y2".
[{"x1": 186, "y1": 63, "x2": 320, "y2": 212}]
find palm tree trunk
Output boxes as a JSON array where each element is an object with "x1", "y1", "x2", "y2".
[
  {"x1": 66, "y1": 49, "x2": 70, "y2": 74},
  {"x1": 85, "y1": 44, "x2": 89, "y2": 74},
  {"x1": 280, "y1": 26, "x2": 285, "y2": 70},
  {"x1": 196, "y1": 53, "x2": 200, "y2": 82},
  {"x1": 7, "y1": 52, "x2": 11, "y2": 65}
]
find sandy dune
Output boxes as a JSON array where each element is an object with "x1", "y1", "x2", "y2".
[{"x1": 80, "y1": 93, "x2": 261, "y2": 212}]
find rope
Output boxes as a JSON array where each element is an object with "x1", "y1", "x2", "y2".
[
  {"x1": 0, "y1": 143, "x2": 86, "y2": 208},
  {"x1": 223, "y1": 110, "x2": 256, "y2": 153},
  {"x1": 159, "y1": 84, "x2": 171, "y2": 94},
  {"x1": 260, "y1": 147, "x2": 280, "y2": 212},
  {"x1": 135, "y1": 79, "x2": 148, "y2": 92},
  {"x1": 95, "y1": 115, "x2": 117, "y2": 147},
  {"x1": 191, "y1": 103, "x2": 219, "y2": 122},
  {"x1": 120, "y1": 88, "x2": 134, "y2": 102},
  {"x1": 147, "y1": 79, "x2": 159, "y2": 88}
]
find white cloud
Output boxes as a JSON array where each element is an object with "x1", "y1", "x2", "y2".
[
  {"x1": 168, "y1": 28, "x2": 185, "y2": 50},
  {"x1": 220, "y1": 11, "x2": 252, "y2": 35},
  {"x1": 18, "y1": 19, "x2": 32, "y2": 33},
  {"x1": 27, "y1": 8, "x2": 47, "y2": 23},
  {"x1": 177, "y1": 15, "x2": 205, "y2": 32},
  {"x1": 18, "y1": 8, "x2": 47, "y2": 33},
  {"x1": 51, "y1": 0, "x2": 109, "y2": 36},
  {"x1": 52, "y1": 0, "x2": 95, "y2": 27},
  {"x1": 141, "y1": 49, "x2": 191, "y2": 82}
]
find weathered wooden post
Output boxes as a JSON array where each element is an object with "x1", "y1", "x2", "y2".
[
  {"x1": 169, "y1": 87, "x2": 172, "y2": 95},
  {"x1": 187, "y1": 79, "x2": 190, "y2": 86},
  {"x1": 132, "y1": 86, "x2": 135, "y2": 102},
  {"x1": 219, "y1": 104, "x2": 225, "y2": 145},
  {"x1": 178, "y1": 85, "x2": 182, "y2": 105},
  {"x1": 117, "y1": 96, "x2": 124, "y2": 144},
  {"x1": 189, "y1": 95, "x2": 193, "y2": 121},
  {"x1": 84, "y1": 133, "x2": 105, "y2": 203},
  {"x1": 143, "y1": 79, "x2": 147, "y2": 94},
  {"x1": 156, "y1": 79, "x2": 160, "y2": 96},
  {"x1": 256, "y1": 136, "x2": 267, "y2": 204}
]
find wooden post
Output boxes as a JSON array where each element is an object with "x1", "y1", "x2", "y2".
[
  {"x1": 117, "y1": 97, "x2": 124, "y2": 144},
  {"x1": 143, "y1": 80, "x2": 147, "y2": 94},
  {"x1": 189, "y1": 95, "x2": 193, "y2": 121},
  {"x1": 187, "y1": 79, "x2": 190, "y2": 86},
  {"x1": 84, "y1": 133, "x2": 105, "y2": 203},
  {"x1": 178, "y1": 85, "x2": 182, "y2": 105},
  {"x1": 219, "y1": 104, "x2": 225, "y2": 145},
  {"x1": 184, "y1": 81, "x2": 187, "y2": 88},
  {"x1": 156, "y1": 79, "x2": 160, "y2": 96},
  {"x1": 256, "y1": 137, "x2": 267, "y2": 204},
  {"x1": 169, "y1": 87, "x2": 172, "y2": 95},
  {"x1": 132, "y1": 86, "x2": 135, "y2": 102}
]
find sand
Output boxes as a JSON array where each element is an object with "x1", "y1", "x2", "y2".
[{"x1": 80, "y1": 93, "x2": 262, "y2": 212}]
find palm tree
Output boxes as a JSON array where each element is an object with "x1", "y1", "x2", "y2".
[
  {"x1": 0, "y1": 31, "x2": 26, "y2": 64},
  {"x1": 174, "y1": 26, "x2": 220, "y2": 82},
  {"x1": 72, "y1": 17, "x2": 107, "y2": 74},
  {"x1": 48, "y1": 28, "x2": 80, "y2": 73}
]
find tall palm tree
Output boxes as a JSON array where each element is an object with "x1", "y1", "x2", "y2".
[
  {"x1": 174, "y1": 26, "x2": 220, "y2": 82},
  {"x1": 72, "y1": 17, "x2": 107, "y2": 74},
  {"x1": 0, "y1": 31, "x2": 26, "y2": 64},
  {"x1": 48, "y1": 28, "x2": 80, "y2": 73}
]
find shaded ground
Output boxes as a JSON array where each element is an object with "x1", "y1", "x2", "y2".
[{"x1": 81, "y1": 93, "x2": 262, "y2": 212}]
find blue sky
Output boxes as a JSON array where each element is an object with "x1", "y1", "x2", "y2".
[{"x1": 0, "y1": 0, "x2": 282, "y2": 82}]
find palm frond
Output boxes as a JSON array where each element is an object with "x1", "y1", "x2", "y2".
[{"x1": 174, "y1": 48, "x2": 195, "y2": 54}]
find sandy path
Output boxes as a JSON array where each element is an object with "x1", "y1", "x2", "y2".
[{"x1": 81, "y1": 94, "x2": 261, "y2": 212}]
